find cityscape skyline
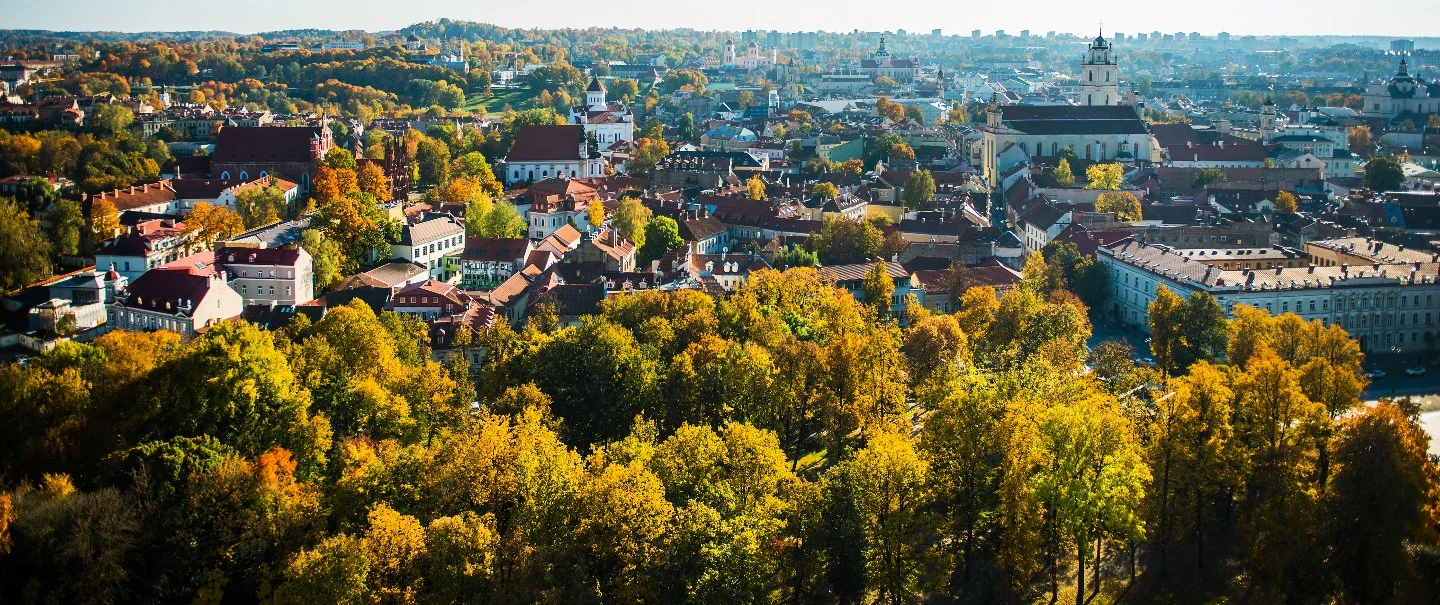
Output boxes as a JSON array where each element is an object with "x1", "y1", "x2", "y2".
[{"x1": 4, "y1": 0, "x2": 1439, "y2": 39}]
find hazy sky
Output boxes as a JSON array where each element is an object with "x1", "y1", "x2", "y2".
[{"x1": 3, "y1": 0, "x2": 1435, "y2": 38}]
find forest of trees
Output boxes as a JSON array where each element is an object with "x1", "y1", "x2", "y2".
[{"x1": 1, "y1": 256, "x2": 1436, "y2": 604}]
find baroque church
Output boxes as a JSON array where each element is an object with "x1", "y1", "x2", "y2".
[
  {"x1": 979, "y1": 32, "x2": 1154, "y2": 185},
  {"x1": 1363, "y1": 56, "x2": 1440, "y2": 123}
]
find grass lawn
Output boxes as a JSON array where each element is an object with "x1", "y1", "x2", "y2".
[{"x1": 461, "y1": 88, "x2": 541, "y2": 114}]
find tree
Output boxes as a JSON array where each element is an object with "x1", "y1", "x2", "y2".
[
  {"x1": 0, "y1": 200, "x2": 52, "y2": 291},
  {"x1": 90, "y1": 197, "x2": 120, "y2": 243},
  {"x1": 843, "y1": 431, "x2": 932, "y2": 605},
  {"x1": 323, "y1": 147, "x2": 358, "y2": 171},
  {"x1": 1032, "y1": 396, "x2": 1149, "y2": 605},
  {"x1": 900, "y1": 169, "x2": 935, "y2": 210},
  {"x1": 1084, "y1": 163, "x2": 1124, "y2": 190},
  {"x1": 873, "y1": 76, "x2": 900, "y2": 91},
  {"x1": 451, "y1": 152, "x2": 501, "y2": 196},
  {"x1": 1148, "y1": 287, "x2": 1227, "y2": 375},
  {"x1": 1327, "y1": 402, "x2": 1440, "y2": 603},
  {"x1": 638, "y1": 216, "x2": 683, "y2": 265},
  {"x1": 234, "y1": 183, "x2": 288, "y2": 228},
  {"x1": 746, "y1": 176, "x2": 766, "y2": 200},
  {"x1": 862, "y1": 261, "x2": 896, "y2": 318},
  {"x1": 1191, "y1": 167, "x2": 1228, "y2": 189},
  {"x1": 889, "y1": 142, "x2": 916, "y2": 161},
  {"x1": 274, "y1": 535, "x2": 370, "y2": 604},
  {"x1": 89, "y1": 104, "x2": 134, "y2": 137},
  {"x1": 1363, "y1": 156, "x2": 1405, "y2": 192},
  {"x1": 1095, "y1": 191, "x2": 1142, "y2": 221},
  {"x1": 808, "y1": 216, "x2": 882, "y2": 265},
  {"x1": 627, "y1": 138, "x2": 669, "y2": 175},
  {"x1": 477, "y1": 201, "x2": 525, "y2": 238},
  {"x1": 43, "y1": 198, "x2": 85, "y2": 258},
  {"x1": 1348, "y1": 125, "x2": 1371, "y2": 149},
  {"x1": 613, "y1": 196, "x2": 652, "y2": 250},
  {"x1": 773, "y1": 244, "x2": 818, "y2": 269},
  {"x1": 356, "y1": 162, "x2": 392, "y2": 201},
  {"x1": 677, "y1": 112, "x2": 694, "y2": 141},
  {"x1": 875, "y1": 97, "x2": 905, "y2": 123},
  {"x1": 810, "y1": 181, "x2": 840, "y2": 200},
  {"x1": 1273, "y1": 190, "x2": 1298, "y2": 213},
  {"x1": 585, "y1": 199, "x2": 606, "y2": 230},
  {"x1": 415, "y1": 138, "x2": 451, "y2": 187},
  {"x1": 183, "y1": 202, "x2": 244, "y2": 249},
  {"x1": 300, "y1": 229, "x2": 342, "y2": 292},
  {"x1": 1054, "y1": 158, "x2": 1075, "y2": 187}
]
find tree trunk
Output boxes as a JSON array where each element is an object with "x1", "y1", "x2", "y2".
[
  {"x1": 1076, "y1": 546, "x2": 1086, "y2": 605},
  {"x1": 1093, "y1": 537, "x2": 1103, "y2": 598}
]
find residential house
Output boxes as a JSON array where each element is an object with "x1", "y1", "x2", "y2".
[
  {"x1": 821, "y1": 261, "x2": 924, "y2": 320},
  {"x1": 388, "y1": 280, "x2": 474, "y2": 321},
  {"x1": 95, "y1": 218, "x2": 195, "y2": 280},
  {"x1": 214, "y1": 245, "x2": 315, "y2": 306},
  {"x1": 106, "y1": 265, "x2": 243, "y2": 336},
  {"x1": 392, "y1": 214, "x2": 466, "y2": 282},
  {"x1": 460, "y1": 236, "x2": 532, "y2": 290}
]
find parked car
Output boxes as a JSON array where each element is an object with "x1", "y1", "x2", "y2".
[
  {"x1": 1366, "y1": 368, "x2": 1386, "y2": 379},
  {"x1": 1405, "y1": 366, "x2": 1427, "y2": 376}
]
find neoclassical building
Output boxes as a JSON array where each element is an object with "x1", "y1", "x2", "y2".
[{"x1": 1363, "y1": 56, "x2": 1440, "y2": 122}]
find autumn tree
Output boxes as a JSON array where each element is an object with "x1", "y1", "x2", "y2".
[
  {"x1": 585, "y1": 199, "x2": 606, "y2": 229},
  {"x1": 1095, "y1": 191, "x2": 1142, "y2": 221},
  {"x1": 1083, "y1": 163, "x2": 1124, "y2": 190},
  {"x1": 1054, "y1": 158, "x2": 1074, "y2": 187},
  {"x1": 183, "y1": 202, "x2": 244, "y2": 249},
  {"x1": 810, "y1": 181, "x2": 840, "y2": 200},
  {"x1": 626, "y1": 138, "x2": 669, "y2": 174},
  {"x1": 843, "y1": 431, "x2": 933, "y2": 605},
  {"x1": 746, "y1": 176, "x2": 767, "y2": 200},
  {"x1": 1273, "y1": 190, "x2": 1298, "y2": 213},
  {"x1": 356, "y1": 162, "x2": 393, "y2": 201},
  {"x1": 234, "y1": 182, "x2": 289, "y2": 228},
  {"x1": 1326, "y1": 402, "x2": 1440, "y2": 603},
  {"x1": 862, "y1": 261, "x2": 896, "y2": 318}
]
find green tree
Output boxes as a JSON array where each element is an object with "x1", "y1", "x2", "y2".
[
  {"x1": 1363, "y1": 156, "x2": 1405, "y2": 192},
  {"x1": 901, "y1": 169, "x2": 935, "y2": 210},
  {"x1": 808, "y1": 216, "x2": 882, "y2": 265},
  {"x1": 300, "y1": 229, "x2": 342, "y2": 292},
  {"x1": 638, "y1": 215, "x2": 683, "y2": 265},
  {"x1": 1148, "y1": 287, "x2": 1227, "y2": 375},
  {"x1": 613, "y1": 196, "x2": 652, "y2": 250},
  {"x1": 274, "y1": 535, "x2": 370, "y2": 604},
  {"x1": 323, "y1": 147, "x2": 358, "y2": 171},
  {"x1": 89, "y1": 103, "x2": 134, "y2": 137},
  {"x1": 0, "y1": 200, "x2": 53, "y2": 290},
  {"x1": 480, "y1": 201, "x2": 526, "y2": 238},
  {"x1": 234, "y1": 183, "x2": 289, "y2": 228},
  {"x1": 1191, "y1": 167, "x2": 1228, "y2": 189},
  {"x1": 415, "y1": 138, "x2": 451, "y2": 187},
  {"x1": 43, "y1": 198, "x2": 85, "y2": 258}
]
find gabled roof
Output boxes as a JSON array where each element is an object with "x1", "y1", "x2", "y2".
[
  {"x1": 507, "y1": 125, "x2": 585, "y2": 162},
  {"x1": 121, "y1": 267, "x2": 220, "y2": 312},
  {"x1": 399, "y1": 215, "x2": 464, "y2": 246},
  {"x1": 821, "y1": 261, "x2": 909, "y2": 283},
  {"x1": 213, "y1": 126, "x2": 323, "y2": 164}
]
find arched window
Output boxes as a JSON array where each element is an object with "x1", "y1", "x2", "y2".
[
  {"x1": 220, "y1": 171, "x2": 231, "y2": 180},
  {"x1": 1088, "y1": 70, "x2": 1094, "y2": 82},
  {"x1": 1087, "y1": 94, "x2": 1093, "y2": 105},
  {"x1": 1105, "y1": 71, "x2": 1110, "y2": 82},
  {"x1": 239, "y1": 171, "x2": 249, "y2": 180}
]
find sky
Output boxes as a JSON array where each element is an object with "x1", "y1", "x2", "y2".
[{"x1": 2, "y1": 0, "x2": 1436, "y2": 38}]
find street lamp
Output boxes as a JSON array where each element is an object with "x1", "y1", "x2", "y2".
[{"x1": 1391, "y1": 345, "x2": 1402, "y2": 398}]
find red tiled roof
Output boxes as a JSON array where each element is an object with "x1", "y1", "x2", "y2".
[
  {"x1": 213, "y1": 126, "x2": 323, "y2": 164},
  {"x1": 507, "y1": 125, "x2": 585, "y2": 162}
]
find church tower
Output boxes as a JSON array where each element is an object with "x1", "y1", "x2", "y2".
[
  {"x1": 1081, "y1": 31, "x2": 1120, "y2": 106},
  {"x1": 585, "y1": 77, "x2": 606, "y2": 108},
  {"x1": 1260, "y1": 97, "x2": 1277, "y2": 133},
  {"x1": 723, "y1": 39, "x2": 736, "y2": 66}
]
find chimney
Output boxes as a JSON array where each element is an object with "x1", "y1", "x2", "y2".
[{"x1": 610, "y1": 227, "x2": 618, "y2": 247}]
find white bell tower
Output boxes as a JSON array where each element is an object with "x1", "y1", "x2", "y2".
[{"x1": 1081, "y1": 30, "x2": 1120, "y2": 106}]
